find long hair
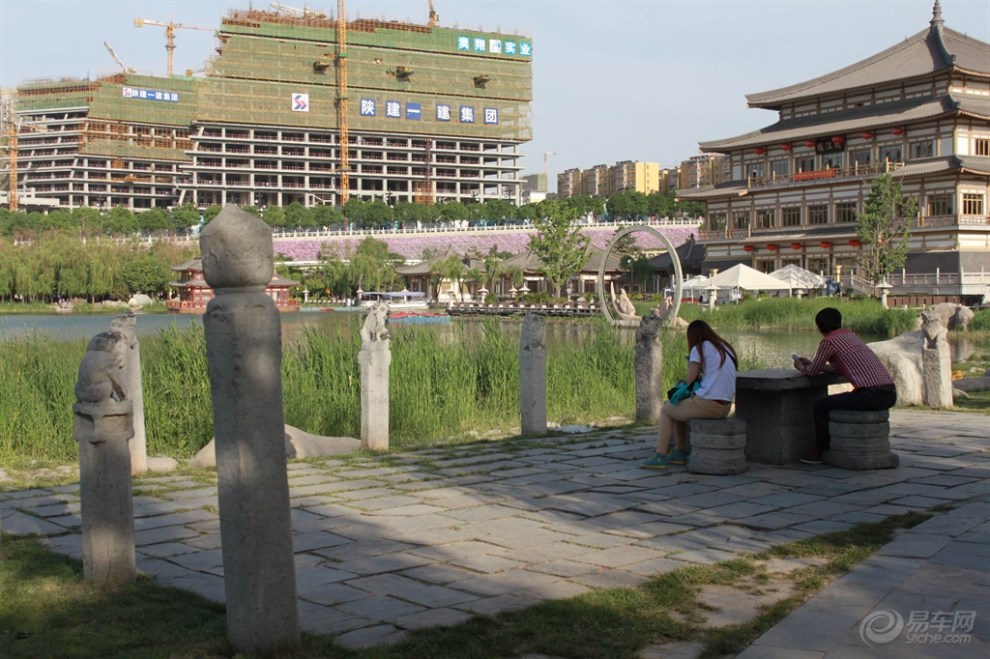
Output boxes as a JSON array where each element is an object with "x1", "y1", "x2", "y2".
[{"x1": 686, "y1": 319, "x2": 737, "y2": 372}]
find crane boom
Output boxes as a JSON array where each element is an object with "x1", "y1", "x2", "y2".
[
  {"x1": 133, "y1": 18, "x2": 213, "y2": 77},
  {"x1": 428, "y1": 0, "x2": 438, "y2": 27},
  {"x1": 336, "y1": 0, "x2": 350, "y2": 209},
  {"x1": 104, "y1": 41, "x2": 129, "y2": 74}
]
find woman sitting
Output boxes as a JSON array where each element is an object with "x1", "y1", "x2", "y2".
[{"x1": 641, "y1": 319, "x2": 738, "y2": 469}]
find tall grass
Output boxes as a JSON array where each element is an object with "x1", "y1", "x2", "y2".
[
  {"x1": 675, "y1": 297, "x2": 918, "y2": 335},
  {"x1": 1, "y1": 299, "x2": 963, "y2": 468}
]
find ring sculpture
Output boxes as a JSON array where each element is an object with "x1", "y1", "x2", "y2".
[{"x1": 596, "y1": 225, "x2": 685, "y2": 327}]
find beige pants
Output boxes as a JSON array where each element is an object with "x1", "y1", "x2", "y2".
[{"x1": 656, "y1": 395, "x2": 731, "y2": 453}]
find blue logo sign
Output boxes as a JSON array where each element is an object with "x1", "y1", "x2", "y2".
[
  {"x1": 360, "y1": 98, "x2": 376, "y2": 116},
  {"x1": 406, "y1": 102, "x2": 422, "y2": 120}
]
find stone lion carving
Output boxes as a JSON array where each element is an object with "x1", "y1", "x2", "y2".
[
  {"x1": 921, "y1": 307, "x2": 944, "y2": 349},
  {"x1": 75, "y1": 331, "x2": 128, "y2": 404},
  {"x1": 360, "y1": 301, "x2": 390, "y2": 344}
]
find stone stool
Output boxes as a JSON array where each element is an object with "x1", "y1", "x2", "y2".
[
  {"x1": 687, "y1": 418, "x2": 748, "y2": 475},
  {"x1": 824, "y1": 409, "x2": 899, "y2": 470}
]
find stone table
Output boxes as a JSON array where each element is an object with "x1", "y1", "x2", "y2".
[{"x1": 735, "y1": 368, "x2": 847, "y2": 465}]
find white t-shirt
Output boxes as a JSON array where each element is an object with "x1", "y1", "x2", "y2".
[{"x1": 690, "y1": 340, "x2": 736, "y2": 401}]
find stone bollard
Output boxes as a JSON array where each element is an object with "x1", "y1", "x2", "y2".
[
  {"x1": 824, "y1": 409, "x2": 899, "y2": 470},
  {"x1": 921, "y1": 307, "x2": 953, "y2": 408},
  {"x1": 519, "y1": 313, "x2": 547, "y2": 436},
  {"x1": 73, "y1": 330, "x2": 136, "y2": 587},
  {"x1": 359, "y1": 300, "x2": 391, "y2": 450},
  {"x1": 634, "y1": 315, "x2": 664, "y2": 423},
  {"x1": 201, "y1": 205, "x2": 299, "y2": 655},
  {"x1": 111, "y1": 313, "x2": 147, "y2": 474},
  {"x1": 687, "y1": 418, "x2": 748, "y2": 475}
]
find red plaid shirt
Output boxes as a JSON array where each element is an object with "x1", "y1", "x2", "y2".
[{"x1": 800, "y1": 328, "x2": 894, "y2": 389}]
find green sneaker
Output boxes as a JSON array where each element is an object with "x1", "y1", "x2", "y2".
[
  {"x1": 668, "y1": 449, "x2": 690, "y2": 465},
  {"x1": 640, "y1": 452, "x2": 670, "y2": 469}
]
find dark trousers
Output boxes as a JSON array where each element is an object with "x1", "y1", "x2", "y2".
[{"x1": 812, "y1": 385, "x2": 897, "y2": 452}]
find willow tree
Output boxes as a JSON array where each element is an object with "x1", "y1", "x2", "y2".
[
  {"x1": 857, "y1": 174, "x2": 917, "y2": 289},
  {"x1": 528, "y1": 200, "x2": 589, "y2": 298}
]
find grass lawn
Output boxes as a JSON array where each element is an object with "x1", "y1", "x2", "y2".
[{"x1": 1, "y1": 511, "x2": 931, "y2": 659}]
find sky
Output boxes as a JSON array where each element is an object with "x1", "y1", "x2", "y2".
[{"x1": 2, "y1": 0, "x2": 988, "y2": 190}]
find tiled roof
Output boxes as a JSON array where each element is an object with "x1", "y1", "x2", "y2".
[
  {"x1": 747, "y1": 21, "x2": 989, "y2": 109},
  {"x1": 677, "y1": 183, "x2": 749, "y2": 201},
  {"x1": 891, "y1": 155, "x2": 990, "y2": 178},
  {"x1": 699, "y1": 95, "x2": 981, "y2": 152}
]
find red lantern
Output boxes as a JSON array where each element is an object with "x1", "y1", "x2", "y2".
[
  {"x1": 820, "y1": 241, "x2": 833, "y2": 249},
  {"x1": 892, "y1": 127, "x2": 905, "y2": 135},
  {"x1": 767, "y1": 244, "x2": 778, "y2": 251},
  {"x1": 832, "y1": 136, "x2": 845, "y2": 144},
  {"x1": 804, "y1": 140, "x2": 816, "y2": 148},
  {"x1": 743, "y1": 245, "x2": 755, "y2": 252},
  {"x1": 860, "y1": 132, "x2": 874, "y2": 140},
  {"x1": 754, "y1": 147, "x2": 766, "y2": 155},
  {"x1": 780, "y1": 144, "x2": 792, "y2": 151},
  {"x1": 849, "y1": 239, "x2": 862, "y2": 247},
  {"x1": 790, "y1": 242, "x2": 802, "y2": 250}
]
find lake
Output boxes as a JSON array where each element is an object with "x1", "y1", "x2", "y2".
[{"x1": 0, "y1": 311, "x2": 984, "y2": 369}]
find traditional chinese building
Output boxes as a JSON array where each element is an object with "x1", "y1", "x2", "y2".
[
  {"x1": 167, "y1": 258, "x2": 300, "y2": 313},
  {"x1": 681, "y1": 1, "x2": 989, "y2": 301}
]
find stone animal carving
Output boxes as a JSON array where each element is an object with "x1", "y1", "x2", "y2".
[
  {"x1": 360, "y1": 301, "x2": 390, "y2": 344},
  {"x1": 921, "y1": 307, "x2": 944, "y2": 349},
  {"x1": 75, "y1": 331, "x2": 128, "y2": 404},
  {"x1": 636, "y1": 315, "x2": 663, "y2": 345},
  {"x1": 520, "y1": 313, "x2": 546, "y2": 352},
  {"x1": 929, "y1": 302, "x2": 974, "y2": 331}
]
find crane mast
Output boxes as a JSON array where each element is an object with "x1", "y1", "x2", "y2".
[
  {"x1": 134, "y1": 18, "x2": 213, "y2": 77},
  {"x1": 336, "y1": 0, "x2": 350, "y2": 208}
]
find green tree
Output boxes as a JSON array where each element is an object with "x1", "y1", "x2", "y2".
[
  {"x1": 137, "y1": 208, "x2": 171, "y2": 233},
  {"x1": 856, "y1": 174, "x2": 917, "y2": 289},
  {"x1": 284, "y1": 201, "x2": 314, "y2": 229},
  {"x1": 438, "y1": 200, "x2": 470, "y2": 223},
  {"x1": 171, "y1": 205, "x2": 202, "y2": 232},
  {"x1": 431, "y1": 253, "x2": 466, "y2": 301},
  {"x1": 471, "y1": 244, "x2": 513, "y2": 296},
  {"x1": 313, "y1": 203, "x2": 343, "y2": 228},
  {"x1": 102, "y1": 207, "x2": 138, "y2": 236},
  {"x1": 529, "y1": 200, "x2": 589, "y2": 297},
  {"x1": 606, "y1": 190, "x2": 649, "y2": 220},
  {"x1": 350, "y1": 236, "x2": 402, "y2": 292}
]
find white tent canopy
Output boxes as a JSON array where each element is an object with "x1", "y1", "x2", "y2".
[
  {"x1": 770, "y1": 264, "x2": 827, "y2": 290},
  {"x1": 680, "y1": 274, "x2": 712, "y2": 292},
  {"x1": 710, "y1": 264, "x2": 791, "y2": 292}
]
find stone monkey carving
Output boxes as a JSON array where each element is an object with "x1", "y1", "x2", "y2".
[
  {"x1": 360, "y1": 301, "x2": 390, "y2": 344},
  {"x1": 75, "y1": 331, "x2": 128, "y2": 404}
]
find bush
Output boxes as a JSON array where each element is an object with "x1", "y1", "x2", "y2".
[{"x1": 970, "y1": 309, "x2": 990, "y2": 331}]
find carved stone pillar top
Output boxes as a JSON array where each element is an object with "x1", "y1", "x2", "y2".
[{"x1": 200, "y1": 205, "x2": 274, "y2": 290}]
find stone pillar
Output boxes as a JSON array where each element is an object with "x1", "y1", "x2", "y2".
[
  {"x1": 359, "y1": 300, "x2": 391, "y2": 450},
  {"x1": 73, "y1": 330, "x2": 136, "y2": 588},
  {"x1": 201, "y1": 205, "x2": 299, "y2": 655},
  {"x1": 111, "y1": 313, "x2": 147, "y2": 474},
  {"x1": 519, "y1": 313, "x2": 547, "y2": 436},
  {"x1": 634, "y1": 316, "x2": 664, "y2": 423},
  {"x1": 921, "y1": 308, "x2": 953, "y2": 408}
]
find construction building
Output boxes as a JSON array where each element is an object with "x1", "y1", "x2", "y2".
[
  {"x1": 679, "y1": 1, "x2": 989, "y2": 300},
  {"x1": 1, "y1": 6, "x2": 533, "y2": 212}
]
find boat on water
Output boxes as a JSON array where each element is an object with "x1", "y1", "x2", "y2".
[{"x1": 358, "y1": 290, "x2": 429, "y2": 310}]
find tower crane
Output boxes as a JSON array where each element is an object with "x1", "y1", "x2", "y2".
[
  {"x1": 544, "y1": 151, "x2": 556, "y2": 182},
  {"x1": 104, "y1": 41, "x2": 134, "y2": 74},
  {"x1": 133, "y1": 18, "x2": 213, "y2": 78},
  {"x1": 336, "y1": 0, "x2": 350, "y2": 209},
  {"x1": 428, "y1": 0, "x2": 439, "y2": 27}
]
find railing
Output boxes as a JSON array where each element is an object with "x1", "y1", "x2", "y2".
[{"x1": 748, "y1": 161, "x2": 905, "y2": 189}]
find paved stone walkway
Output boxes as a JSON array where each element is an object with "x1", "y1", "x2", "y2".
[{"x1": 2, "y1": 409, "x2": 987, "y2": 655}]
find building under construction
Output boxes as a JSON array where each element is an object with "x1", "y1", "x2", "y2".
[{"x1": 2, "y1": 6, "x2": 533, "y2": 212}]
